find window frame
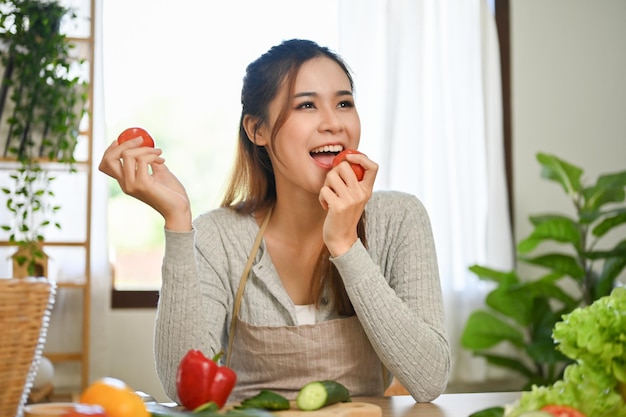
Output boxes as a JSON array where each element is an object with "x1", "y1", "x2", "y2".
[{"x1": 111, "y1": 289, "x2": 159, "y2": 308}]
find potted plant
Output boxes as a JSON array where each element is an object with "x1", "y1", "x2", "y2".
[
  {"x1": 3, "y1": 163, "x2": 58, "y2": 277},
  {"x1": 461, "y1": 152, "x2": 626, "y2": 389},
  {"x1": 0, "y1": 0, "x2": 87, "y2": 277}
]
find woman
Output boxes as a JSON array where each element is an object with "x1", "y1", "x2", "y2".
[{"x1": 99, "y1": 39, "x2": 450, "y2": 404}]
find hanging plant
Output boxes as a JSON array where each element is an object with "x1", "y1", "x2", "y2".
[{"x1": 0, "y1": 0, "x2": 88, "y2": 276}]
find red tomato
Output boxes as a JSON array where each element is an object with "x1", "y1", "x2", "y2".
[
  {"x1": 541, "y1": 404, "x2": 586, "y2": 417},
  {"x1": 62, "y1": 404, "x2": 108, "y2": 417},
  {"x1": 117, "y1": 127, "x2": 155, "y2": 148},
  {"x1": 332, "y1": 149, "x2": 364, "y2": 181}
]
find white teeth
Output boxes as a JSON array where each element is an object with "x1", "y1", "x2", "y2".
[{"x1": 310, "y1": 144, "x2": 344, "y2": 154}]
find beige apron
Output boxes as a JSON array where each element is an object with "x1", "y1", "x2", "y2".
[{"x1": 224, "y1": 208, "x2": 385, "y2": 402}]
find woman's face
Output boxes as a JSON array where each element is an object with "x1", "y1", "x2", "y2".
[{"x1": 261, "y1": 56, "x2": 361, "y2": 197}]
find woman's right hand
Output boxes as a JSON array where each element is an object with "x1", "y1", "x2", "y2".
[{"x1": 98, "y1": 137, "x2": 192, "y2": 231}]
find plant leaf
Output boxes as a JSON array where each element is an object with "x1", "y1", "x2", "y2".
[
  {"x1": 476, "y1": 352, "x2": 536, "y2": 378},
  {"x1": 582, "y1": 184, "x2": 625, "y2": 213},
  {"x1": 537, "y1": 152, "x2": 583, "y2": 197},
  {"x1": 593, "y1": 240, "x2": 626, "y2": 299},
  {"x1": 526, "y1": 299, "x2": 570, "y2": 365},
  {"x1": 592, "y1": 210, "x2": 626, "y2": 238},
  {"x1": 461, "y1": 310, "x2": 525, "y2": 350},
  {"x1": 580, "y1": 171, "x2": 626, "y2": 220},
  {"x1": 486, "y1": 280, "x2": 534, "y2": 326},
  {"x1": 469, "y1": 264, "x2": 518, "y2": 284},
  {"x1": 520, "y1": 253, "x2": 585, "y2": 279},
  {"x1": 596, "y1": 170, "x2": 626, "y2": 189},
  {"x1": 526, "y1": 274, "x2": 579, "y2": 310},
  {"x1": 518, "y1": 216, "x2": 581, "y2": 253},
  {"x1": 586, "y1": 246, "x2": 626, "y2": 259}
]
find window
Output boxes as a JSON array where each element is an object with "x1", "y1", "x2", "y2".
[
  {"x1": 104, "y1": 1, "x2": 339, "y2": 305},
  {"x1": 105, "y1": 0, "x2": 514, "y2": 310}
]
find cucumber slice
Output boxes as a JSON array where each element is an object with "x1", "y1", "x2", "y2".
[{"x1": 296, "y1": 380, "x2": 351, "y2": 411}]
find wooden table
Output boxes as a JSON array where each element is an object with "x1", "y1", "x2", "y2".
[
  {"x1": 356, "y1": 392, "x2": 521, "y2": 417},
  {"x1": 156, "y1": 392, "x2": 522, "y2": 417}
]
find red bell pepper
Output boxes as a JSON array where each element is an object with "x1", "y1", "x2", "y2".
[
  {"x1": 207, "y1": 361, "x2": 237, "y2": 409},
  {"x1": 176, "y1": 349, "x2": 237, "y2": 410}
]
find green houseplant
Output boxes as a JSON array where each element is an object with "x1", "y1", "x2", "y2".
[
  {"x1": 461, "y1": 152, "x2": 626, "y2": 389},
  {"x1": 0, "y1": 0, "x2": 87, "y2": 276}
]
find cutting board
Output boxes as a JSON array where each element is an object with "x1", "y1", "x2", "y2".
[
  {"x1": 274, "y1": 402, "x2": 382, "y2": 417},
  {"x1": 146, "y1": 400, "x2": 381, "y2": 416}
]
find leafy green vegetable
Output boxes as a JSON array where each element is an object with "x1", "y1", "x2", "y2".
[
  {"x1": 505, "y1": 363, "x2": 626, "y2": 417},
  {"x1": 503, "y1": 288, "x2": 626, "y2": 417},
  {"x1": 553, "y1": 286, "x2": 626, "y2": 382}
]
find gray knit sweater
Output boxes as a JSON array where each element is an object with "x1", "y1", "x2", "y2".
[{"x1": 155, "y1": 190, "x2": 450, "y2": 403}]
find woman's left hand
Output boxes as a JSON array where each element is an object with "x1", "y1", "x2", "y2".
[{"x1": 319, "y1": 152, "x2": 378, "y2": 257}]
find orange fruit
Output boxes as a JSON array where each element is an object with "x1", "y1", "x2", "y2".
[{"x1": 79, "y1": 377, "x2": 149, "y2": 417}]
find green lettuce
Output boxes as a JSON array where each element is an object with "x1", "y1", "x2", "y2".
[
  {"x1": 504, "y1": 363, "x2": 626, "y2": 417},
  {"x1": 553, "y1": 286, "x2": 626, "y2": 382},
  {"x1": 504, "y1": 287, "x2": 626, "y2": 417}
]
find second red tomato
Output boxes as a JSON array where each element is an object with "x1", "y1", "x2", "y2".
[
  {"x1": 332, "y1": 149, "x2": 365, "y2": 181},
  {"x1": 541, "y1": 405, "x2": 586, "y2": 417},
  {"x1": 117, "y1": 127, "x2": 155, "y2": 148}
]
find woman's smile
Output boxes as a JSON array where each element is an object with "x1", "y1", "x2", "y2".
[{"x1": 310, "y1": 144, "x2": 344, "y2": 169}]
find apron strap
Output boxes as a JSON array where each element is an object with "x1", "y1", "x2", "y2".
[{"x1": 225, "y1": 206, "x2": 273, "y2": 367}]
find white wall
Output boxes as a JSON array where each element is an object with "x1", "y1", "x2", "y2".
[
  {"x1": 511, "y1": 0, "x2": 626, "y2": 241},
  {"x1": 107, "y1": 310, "x2": 168, "y2": 401},
  {"x1": 102, "y1": 1, "x2": 626, "y2": 402}
]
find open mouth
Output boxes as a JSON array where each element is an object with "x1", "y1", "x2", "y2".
[{"x1": 310, "y1": 144, "x2": 343, "y2": 167}]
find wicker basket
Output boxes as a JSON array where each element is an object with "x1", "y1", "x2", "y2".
[{"x1": 0, "y1": 278, "x2": 56, "y2": 417}]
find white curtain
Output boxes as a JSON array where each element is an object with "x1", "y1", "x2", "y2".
[
  {"x1": 88, "y1": 0, "x2": 111, "y2": 385},
  {"x1": 77, "y1": 0, "x2": 513, "y2": 390},
  {"x1": 338, "y1": 0, "x2": 514, "y2": 383}
]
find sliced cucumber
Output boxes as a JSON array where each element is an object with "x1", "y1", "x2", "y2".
[
  {"x1": 518, "y1": 412, "x2": 553, "y2": 417},
  {"x1": 296, "y1": 380, "x2": 351, "y2": 411}
]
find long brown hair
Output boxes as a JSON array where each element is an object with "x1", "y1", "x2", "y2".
[{"x1": 221, "y1": 39, "x2": 365, "y2": 316}]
